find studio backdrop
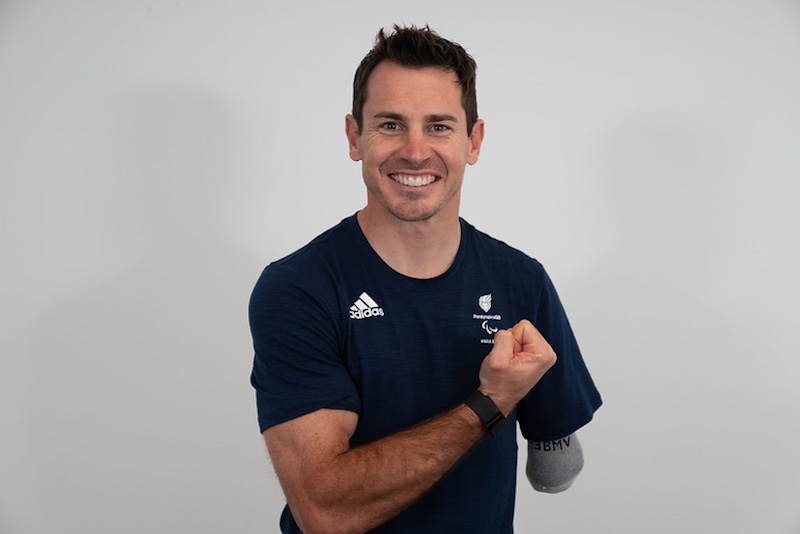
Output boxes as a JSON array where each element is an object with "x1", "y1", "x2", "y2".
[{"x1": 1, "y1": 1, "x2": 799, "y2": 533}]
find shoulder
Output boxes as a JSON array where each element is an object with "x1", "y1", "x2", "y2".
[
  {"x1": 462, "y1": 219, "x2": 547, "y2": 277},
  {"x1": 250, "y1": 215, "x2": 358, "y2": 311},
  {"x1": 271, "y1": 215, "x2": 355, "y2": 269},
  {"x1": 255, "y1": 216, "x2": 356, "y2": 282}
]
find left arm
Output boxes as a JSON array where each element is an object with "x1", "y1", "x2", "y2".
[{"x1": 526, "y1": 432, "x2": 584, "y2": 493}]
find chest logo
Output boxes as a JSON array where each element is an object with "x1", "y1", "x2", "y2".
[
  {"x1": 474, "y1": 293, "x2": 502, "y2": 343},
  {"x1": 350, "y1": 292, "x2": 385, "y2": 320},
  {"x1": 478, "y1": 293, "x2": 492, "y2": 312}
]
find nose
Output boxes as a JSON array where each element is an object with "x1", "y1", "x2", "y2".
[{"x1": 399, "y1": 128, "x2": 431, "y2": 163}]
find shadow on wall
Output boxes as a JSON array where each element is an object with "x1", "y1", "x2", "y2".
[{"x1": 23, "y1": 88, "x2": 276, "y2": 532}]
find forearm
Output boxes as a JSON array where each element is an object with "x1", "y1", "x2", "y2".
[{"x1": 274, "y1": 405, "x2": 485, "y2": 534}]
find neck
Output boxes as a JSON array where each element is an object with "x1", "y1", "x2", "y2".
[{"x1": 357, "y1": 208, "x2": 461, "y2": 279}]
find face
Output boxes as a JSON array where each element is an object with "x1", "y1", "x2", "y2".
[{"x1": 346, "y1": 61, "x2": 484, "y2": 224}]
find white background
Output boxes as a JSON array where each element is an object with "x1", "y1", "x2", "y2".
[{"x1": 2, "y1": 1, "x2": 799, "y2": 532}]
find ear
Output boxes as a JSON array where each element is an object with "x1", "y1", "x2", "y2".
[
  {"x1": 345, "y1": 114, "x2": 362, "y2": 162},
  {"x1": 466, "y1": 119, "x2": 485, "y2": 165}
]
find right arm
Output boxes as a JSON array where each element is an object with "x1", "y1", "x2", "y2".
[
  {"x1": 265, "y1": 404, "x2": 484, "y2": 534},
  {"x1": 264, "y1": 320, "x2": 556, "y2": 534}
]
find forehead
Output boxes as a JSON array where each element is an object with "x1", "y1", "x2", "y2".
[{"x1": 364, "y1": 61, "x2": 465, "y2": 117}]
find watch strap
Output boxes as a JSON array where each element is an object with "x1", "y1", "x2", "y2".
[{"x1": 465, "y1": 390, "x2": 508, "y2": 437}]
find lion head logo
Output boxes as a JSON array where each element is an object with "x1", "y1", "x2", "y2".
[{"x1": 478, "y1": 294, "x2": 492, "y2": 313}]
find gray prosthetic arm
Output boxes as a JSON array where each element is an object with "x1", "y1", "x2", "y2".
[{"x1": 526, "y1": 433, "x2": 584, "y2": 493}]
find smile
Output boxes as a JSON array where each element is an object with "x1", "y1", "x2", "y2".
[{"x1": 390, "y1": 174, "x2": 437, "y2": 187}]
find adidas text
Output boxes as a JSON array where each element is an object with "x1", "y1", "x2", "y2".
[{"x1": 349, "y1": 307, "x2": 385, "y2": 320}]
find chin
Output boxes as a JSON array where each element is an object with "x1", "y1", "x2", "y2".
[{"x1": 388, "y1": 204, "x2": 444, "y2": 223}]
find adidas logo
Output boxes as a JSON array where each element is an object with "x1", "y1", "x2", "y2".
[{"x1": 349, "y1": 292, "x2": 385, "y2": 320}]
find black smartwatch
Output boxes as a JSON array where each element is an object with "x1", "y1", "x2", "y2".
[{"x1": 465, "y1": 390, "x2": 508, "y2": 437}]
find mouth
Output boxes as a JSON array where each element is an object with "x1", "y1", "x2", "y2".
[{"x1": 389, "y1": 173, "x2": 438, "y2": 187}]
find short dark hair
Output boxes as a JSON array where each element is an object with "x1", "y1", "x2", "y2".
[{"x1": 351, "y1": 25, "x2": 478, "y2": 134}]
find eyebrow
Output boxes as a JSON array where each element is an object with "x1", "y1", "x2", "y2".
[
  {"x1": 372, "y1": 112, "x2": 459, "y2": 123},
  {"x1": 427, "y1": 113, "x2": 459, "y2": 123}
]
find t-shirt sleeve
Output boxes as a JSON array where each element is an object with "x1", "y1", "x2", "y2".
[
  {"x1": 249, "y1": 261, "x2": 360, "y2": 433},
  {"x1": 517, "y1": 269, "x2": 602, "y2": 442}
]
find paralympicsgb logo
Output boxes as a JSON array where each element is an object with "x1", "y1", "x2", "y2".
[
  {"x1": 474, "y1": 293, "x2": 501, "y2": 341},
  {"x1": 479, "y1": 293, "x2": 492, "y2": 312}
]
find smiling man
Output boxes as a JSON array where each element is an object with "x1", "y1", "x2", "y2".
[{"x1": 250, "y1": 25, "x2": 601, "y2": 534}]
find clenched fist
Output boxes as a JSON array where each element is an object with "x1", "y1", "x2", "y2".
[{"x1": 477, "y1": 320, "x2": 557, "y2": 415}]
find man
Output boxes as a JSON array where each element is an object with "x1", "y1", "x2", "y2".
[{"x1": 250, "y1": 25, "x2": 601, "y2": 533}]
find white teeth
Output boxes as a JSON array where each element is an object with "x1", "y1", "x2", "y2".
[{"x1": 391, "y1": 174, "x2": 436, "y2": 187}]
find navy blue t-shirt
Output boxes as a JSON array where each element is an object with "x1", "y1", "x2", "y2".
[{"x1": 249, "y1": 214, "x2": 601, "y2": 533}]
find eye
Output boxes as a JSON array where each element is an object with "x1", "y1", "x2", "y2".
[
  {"x1": 380, "y1": 122, "x2": 400, "y2": 131},
  {"x1": 431, "y1": 124, "x2": 450, "y2": 133}
]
